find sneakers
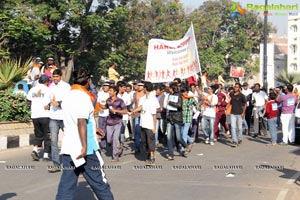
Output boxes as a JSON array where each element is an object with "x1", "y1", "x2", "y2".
[
  {"x1": 146, "y1": 158, "x2": 155, "y2": 166},
  {"x1": 205, "y1": 138, "x2": 209, "y2": 144},
  {"x1": 279, "y1": 142, "x2": 288, "y2": 146},
  {"x1": 232, "y1": 142, "x2": 238, "y2": 148},
  {"x1": 31, "y1": 151, "x2": 39, "y2": 161},
  {"x1": 210, "y1": 142, "x2": 215, "y2": 146},
  {"x1": 48, "y1": 166, "x2": 61, "y2": 173},
  {"x1": 166, "y1": 155, "x2": 174, "y2": 161},
  {"x1": 271, "y1": 142, "x2": 277, "y2": 146},
  {"x1": 225, "y1": 131, "x2": 231, "y2": 139}
]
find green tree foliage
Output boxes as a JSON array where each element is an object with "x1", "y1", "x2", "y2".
[
  {"x1": 188, "y1": 0, "x2": 275, "y2": 77},
  {"x1": 0, "y1": 0, "x2": 275, "y2": 83}
]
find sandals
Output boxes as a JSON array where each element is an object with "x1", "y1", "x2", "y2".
[{"x1": 166, "y1": 156, "x2": 174, "y2": 161}]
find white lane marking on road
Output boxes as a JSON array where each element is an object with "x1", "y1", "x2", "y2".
[
  {"x1": 0, "y1": 160, "x2": 7, "y2": 163},
  {"x1": 276, "y1": 169, "x2": 300, "y2": 200},
  {"x1": 276, "y1": 189, "x2": 289, "y2": 200}
]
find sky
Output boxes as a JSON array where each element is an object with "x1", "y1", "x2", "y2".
[{"x1": 180, "y1": 0, "x2": 300, "y2": 37}]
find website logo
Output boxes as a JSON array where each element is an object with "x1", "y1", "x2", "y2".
[{"x1": 231, "y1": 2, "x2": 246, "y2": 18}]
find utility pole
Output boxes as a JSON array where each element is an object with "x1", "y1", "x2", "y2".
[{"x1": 263, "y1": 0, "x2": 268, "y2": 90}]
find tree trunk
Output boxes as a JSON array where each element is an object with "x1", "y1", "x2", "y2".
[{"x1": 61, "y1": 55, "x2": 74, "y2": 83}]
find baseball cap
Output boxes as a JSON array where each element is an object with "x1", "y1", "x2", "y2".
[
  {"x1": 137, "y1": 82, "x2": 144, "y2": 86},
  {"x1": 38, "y1": 74, "x2": 50, "y2": 84},
  {"x1": 103, "y1": 81, "x2": 110, "y2": 86},
  {"x1": 109, "y1": 80, "x2": 115, "y2": 85}
]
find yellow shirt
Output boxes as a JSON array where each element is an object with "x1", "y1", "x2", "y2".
[{"x1": 108, "y1": 67, "x2": 119, "y2": 82}]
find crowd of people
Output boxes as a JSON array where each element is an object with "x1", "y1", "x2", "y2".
[{"x1": 24, "y1": 58, "x2": 299, "y2": 199}]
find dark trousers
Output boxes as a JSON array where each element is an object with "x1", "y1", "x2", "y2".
[
  {"x1": 192, "y1": 115, "x2": 201, "y2": 140},
  {"x1": 245, "y1": 106, "x2": 253, "y2": 131},
  {"x1": 214, "y1": 112, "x2": 230, "y2": 139},
  {"x1": 32, "y1": 117, "x2": 50, "y2": 153},
  {"x1": 141, "y1": 127, "x2": 155, "y2": 152},
  {"x1": 98, "y1": 116, "x2": 107, "y2": 148},
  {"x1": 56, "y1": 151, "x2": 114, "y2": 200}
]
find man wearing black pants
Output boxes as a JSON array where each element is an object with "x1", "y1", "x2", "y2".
[{"x1": 27, "y1": 75, "x2": 52, "y2": 161}]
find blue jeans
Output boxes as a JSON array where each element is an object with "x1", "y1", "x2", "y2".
[
  {"x1": 56, "y1": 152, "x2": 114, "y2": 200},
  {"x1": 166, "y1": 122, "x2": 186, "y2": 157},
  {"x1": 202, "y1": 116, "x2": 215, "y2": 142},
  {"x1": 182, "y1": 123, "x2": 194, "y2": 144},
  {"x1": 134, "y1": 117, "x2": 141, "y2": 150},
  {"x1": 49, "y1": 119, "x2": 64, "y2": 167},
  {"x1": 267, "y1": 117, "x2": 277, "y2": 143},
  {"x1": 230, "y1": 114, "x2": 243, "y2": 143},
  {"x1": 155, "y1": 118, "x2": 166, "y2": 145}
]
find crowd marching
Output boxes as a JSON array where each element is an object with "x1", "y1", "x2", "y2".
[{"x1": 23, "y1": 57, "x2": 299, "y2": 199}]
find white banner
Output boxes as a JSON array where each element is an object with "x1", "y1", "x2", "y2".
[{"x1": 145, "y1": 23, "x2": 201, "y2": 83}]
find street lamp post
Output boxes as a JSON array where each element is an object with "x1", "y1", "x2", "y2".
[{"x1": 263, "y1": 0, "x2": 268, "y2": 90}]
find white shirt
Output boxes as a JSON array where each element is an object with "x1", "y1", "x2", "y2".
[
  {"x1": 252, "y1": 90, "x2": 268, "y2": 107},
  {"x1": 242, "y1": 88, "x2": 252, "y2": 97},
  {"x1": 60, "y1": 90, "x2": 99, "y2": 155},
  {"x1": 242, "y1": 88, "x2": 253, "y2": 107},
  {"x1": 49, "y1": 80, "x2": 71, "y2": 120},
  {"x1": 97, "y1": 90, "x2": 110, "y2": 117},
  {"x1": 201, "y1": 75, "x2": 207, "y2": 88},
  {"x1": 27, "y1": 84, "x2": 51, "y2": 119},
  {"x1": 202, "y1": 94, "x2": 218, "y2": 118},
  {"x1": 118, "y1": 92, "x2": 131, "y2": 120},
  {"x1": 139, "y1": 95, "x2": 160, "y2": 130}
]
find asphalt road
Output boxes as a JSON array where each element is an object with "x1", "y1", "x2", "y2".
[{"x1": 0, "y1": 134, "x2": 300, "y2": 200}]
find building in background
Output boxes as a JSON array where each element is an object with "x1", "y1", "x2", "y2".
[
  {"x1": 288, "y1": 13, "x2": 300, "y2": 73},
  {"x1": 259, "y1": 37, "x2": 288, "y2": 89}
]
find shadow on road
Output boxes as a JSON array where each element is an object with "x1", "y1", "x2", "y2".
[
  {"x1": 75, "y1": 182, "x2": 96, "y2": 200},
  {"x1": 0, "y1": 193, "x2": 17, "y2": 200}
]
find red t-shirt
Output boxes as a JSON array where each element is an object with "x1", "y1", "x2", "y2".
[{"x1": 265, "y1": 100, "x2": 278, "y2": 119}]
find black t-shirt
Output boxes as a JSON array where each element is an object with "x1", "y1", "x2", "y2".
[{"x1": 230, "y1": 92, "x2": 246, "y2": 115}]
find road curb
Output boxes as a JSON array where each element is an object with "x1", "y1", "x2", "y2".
[
  {"x1": 0, "y1": 121, "x2": 34, "y2": 151},
  {"x1": 0, "y1": 134, "x2": 34, "y2": 150}
]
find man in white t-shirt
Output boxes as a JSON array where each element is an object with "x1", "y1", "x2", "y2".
[
  {"x1": 251, "y1": 83, "x2": 268, "y2": 137},
  {"x1": 48, "y1": 69, "x2": 71, "y2": 172},
  {"x1": 27, "y1": 75, "x2": 51, "y2": 161},
  {"x1": 97, "y1": 81, "x2": 110, "y2": 149},
  {"x1": 201, "y1": 86, "x2": 218, "y2": 145},
  {"x1": 132, "y1": 81, "x2": 160, "y2": 165},
  {"x1": 56, "y1": 68, "x2": 114, "y2": 199}
]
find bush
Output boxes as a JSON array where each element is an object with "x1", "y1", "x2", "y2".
[{"x1": 0, "y1": 90, "x2": 31, "y2": 122}]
